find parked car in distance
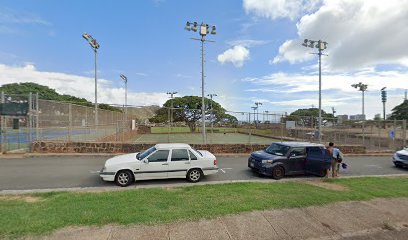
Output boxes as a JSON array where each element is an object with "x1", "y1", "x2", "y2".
[
  {"x1": 100, "y1": 143, "x2": 218, "y2": 187},
  {"x1": 393, "y1": 147, "x2": 408, "y2": 168},
  {"x1": 248, "y1": 142, "x2": 332, "y2": 179}
]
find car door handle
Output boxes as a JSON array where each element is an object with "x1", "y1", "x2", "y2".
[
  {"x1": 184, "y1": 162, "x2": 191, "y2": 164},
  {"x1": 162, "y1": 163, "x2": 168, "y2": 165}
]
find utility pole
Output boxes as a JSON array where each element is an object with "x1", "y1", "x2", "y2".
[{"x1": 302, "y1": 39, "x2": 328, "y2": 143}]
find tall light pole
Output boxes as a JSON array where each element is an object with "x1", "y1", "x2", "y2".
[
  {"x1": 351, "y1": 82, "x2": 368, "y2": 120},
  {"x1": 265, "y1": 110, "x2": 269, "y2": 123},
  {"x1": 82, "y1": 32, "x2": 100, "y2": 127},
  {"x1": 251, "y1": 106, "x2": 257, "y2": 124},
  {"x1": 185, "y1": 21, "x2": 216, "y2": 144},
  {"x1": 255, "y1": 102, "x2": 262, "y2": 123},
  {"x1": 120, "y1": 74, "x2": 128, "y2": 122},
  {"x1": 302, "y1": 39, "x2": 328, "y2": 143},
  {"x1": 207, "y1": 93, "x2": 217, "y2": 132},
  {"x1": 381, "y1": 87, "x2": 387, "y2": 121},
  {"x1": 167, "y1": 91, "x2": 177, "y2": 127}
]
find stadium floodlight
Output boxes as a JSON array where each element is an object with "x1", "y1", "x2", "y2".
[
  {"x1": 255, "y1": 102, "x2": 262, "y2": 124},
  {"x1": 351, "y1": 82, "x2": 368, "y2": 120},
  {"x1": 381, "y1": 87, "x2": 387, "y2": 121},
  {"x1": 82, "y1": 32, "x2": 100, "y2": 127},
  {"x1": 301, "y1": 38, "x2": 328, "y2": 143},
  {"x1": 185, "y1": 21, "x2": 217, "y2": 144},
  {"x1": 120, "y1": 74, "x2": 128, "y2": 121}
]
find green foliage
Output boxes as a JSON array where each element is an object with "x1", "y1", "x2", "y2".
[
  {"x1": 149, "y1": 96, "x2": 237, "y2": 132},
  {"x1": 388, "y1": 100, "x2": 408, "y2": 120},
  {"x1": 0, "y1": 82, "x2": 122, "y2": 112},
  {"x1": 0, "y1": 177, "x2": 407, "y2": 238},
  {"x1": 285, "y1": 108, "x2": 335, "y2": 126}
]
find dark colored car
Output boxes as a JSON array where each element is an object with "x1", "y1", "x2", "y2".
[
  {"x1": 393, "y1": 148, "x2": 408, "y2": 168},
  {"x1": 248, "y1": 142, "x2": 332, "y2": 179}
]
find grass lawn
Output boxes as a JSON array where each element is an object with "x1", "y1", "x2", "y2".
[
  {"x1": 150, "y1": 127, "x2": 238, "y2": 134},
  {"x1": 133, "y1": 132, "x2": 279, "y2": 144},
  {"x1": 1, "y1": 176, "x2": 408, "y2": 239}
]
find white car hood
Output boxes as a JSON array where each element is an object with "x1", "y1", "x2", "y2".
[
  {"x1": 396, "y1": 148, "x2": 408, "y2": 156},
  {"x1": 105, "y1": 153, "x2": 139, "y2": 166}
]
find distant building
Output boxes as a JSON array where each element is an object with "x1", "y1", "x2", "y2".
[
  {"x1": 337, "y1": 115, "x2": 348, "y2": 120},
  {"x1": 349, "y1": 114, "x2": 365, "y2": 120},
  {"x1": 374, "y1": 114, "x2": 381, "y2": 120}
]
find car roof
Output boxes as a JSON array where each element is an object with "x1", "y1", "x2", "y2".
[
  {"x1": 273, "y1": 141, "x2": 325, "y2": 147},
  {"x1": 155, "y1": 143, "x2": 191, "y2": 149}
]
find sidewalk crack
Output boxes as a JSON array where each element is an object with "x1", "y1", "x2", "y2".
[
  {"x1": 261, "y1": 211, "x2": 280, "y2": 236},
  {"x1": 219, "y1": 218, "x2": 233, "y2": 240}
]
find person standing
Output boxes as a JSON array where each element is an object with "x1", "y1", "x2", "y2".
[{"x1": 327, "y1": 142, "x2": 338, "y2": 178}]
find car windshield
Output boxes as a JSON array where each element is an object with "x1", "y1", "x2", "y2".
[
  {"x1": 265, "y1": 143, "x2": 290, "y2": 156},
  {"x1": 190, "y1": 147, "x2": 203, "y2": 157},
  {"x1": 137, "y1": 146, "x2": 156, "y2": 160}
]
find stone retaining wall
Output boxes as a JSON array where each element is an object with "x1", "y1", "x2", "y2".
[{"x1": 31, "y1": 141, "x2": 366, "y2": 154}]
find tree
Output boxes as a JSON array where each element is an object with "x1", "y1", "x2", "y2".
[
  {"x1": 285, "y1": 108, "x2": 335, "y2": 127},
  {"x1": 389, "y1": 100, "x2": 408, "y2": 120},
  {"x1": 149, "y1": 96, "x2": 237, "y2": 132},
  {"x1": 0, "y1": 82, "x2": 122, "y2": 112}
]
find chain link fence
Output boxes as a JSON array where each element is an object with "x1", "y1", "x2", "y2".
[{"x1": 0, "y1": 93, "x2": 134, "y2": 153}]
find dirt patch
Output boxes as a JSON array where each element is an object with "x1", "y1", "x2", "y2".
[
  {"x1": 304, "y1": 180, "x2": 350, "y2": 191},
  {"x1": 0, "y1": 195, "x2": 43, "y2": 203}
]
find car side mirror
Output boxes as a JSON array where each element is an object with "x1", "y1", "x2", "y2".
[
  {"x1": 143, "y1": 159, "x2": 149, "y2": 164},
  {"x1": 289, "y1": 153, "x2": 296, "y2": 158}
]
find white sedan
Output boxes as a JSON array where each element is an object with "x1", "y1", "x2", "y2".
[{"x1": 100, "y1": 143, "x2": 219, "y2": 187}]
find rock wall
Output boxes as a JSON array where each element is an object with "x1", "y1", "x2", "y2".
[{"x1": 31, "y1": 141, "x2": 366, "y2": 154}]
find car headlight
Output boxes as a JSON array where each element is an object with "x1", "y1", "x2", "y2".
[{"x1": 262, "y1": 160, "x2": 273, "y2": 164}]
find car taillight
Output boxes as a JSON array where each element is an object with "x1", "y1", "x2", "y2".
[{"x1": 213, "y1": 159, "x2": 217, "y2": 166}]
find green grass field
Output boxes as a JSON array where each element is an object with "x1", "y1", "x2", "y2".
[
  {"x1": 150, "y1": 127, "x2": 238, "y2": 134},
  {"x1": 133, "y1": 132, "x2": 279, "y2": 144},
  {"x1": 1, "y1": 177, "x2": 408, "y2": 238}
]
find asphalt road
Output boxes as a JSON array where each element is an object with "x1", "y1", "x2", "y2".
[{"x1": 0, "y1": 155, "x2": 406, "y2": 191}]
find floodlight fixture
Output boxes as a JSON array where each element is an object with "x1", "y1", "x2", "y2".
[
  {"x1": 184, "y1": 22, "x2": 191, "y2": 31},
  {"x1": 120, "y1": 74, "x2": 127, "y2": 82}
]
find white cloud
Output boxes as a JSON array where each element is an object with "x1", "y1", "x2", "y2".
[
  {"x1": 243, "y1": 0, "x2": 322, "y2": 21},
  {"x1": 0, "y1": 8, "x2": 51, "y2": 25},
  {"x1": 226, "y1": 39, "x2": 268, "y2": 48},
  {"x1": 271, "y1": 0, "x2": 408, "y2": 70},
  {"x1": 217, "y1": 45, "x2": 250, "y2": 67},
  {"x1": 242, "y1": 69, "x2": 408, "y2": 118},
  {"x1": 0, "y1": 64, "x2": 168, "y2": 107}
]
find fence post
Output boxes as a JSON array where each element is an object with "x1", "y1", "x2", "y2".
[
  {"x1": 68, "y1": 103, "x2": 72, "y2": 142},
  {"x1": 362, "y1": 121, "x2": 365, "y2": 146},
  {"x1": 0, "y1": 91, "x2": 4, "y2": 153},
  {"x1": 28, "y1": 92, "x2": 33, "y2": 143},
  {"x1": 36, "y1": 93, "x2": 39, "y2": 141},
  {"x1": 403, "y1": 120, "x2": 407, "y2": 148}
]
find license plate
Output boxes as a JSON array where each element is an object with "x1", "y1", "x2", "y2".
[{"x1": 250, "y1": 162, "x2": 254, "y2": 167}]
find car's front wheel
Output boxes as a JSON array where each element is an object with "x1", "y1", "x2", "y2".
[
  {"x1": 271, "y1": 166, "x2": 285, "y2": 180},
  {"x1": 187, "y1": 169, "x2": 202, "y2": 183},
  {"x1": 115, "y1": 170, "x2": 134, "y2": 187}
]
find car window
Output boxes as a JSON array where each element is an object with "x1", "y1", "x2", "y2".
[
  {"x1": 289, "y1": 147, "x2": 306, "y2": 157},
  {"x1": 147, "y1": 150, "x2": 169, "y2": 162},
  {"x1": 188, "y1": 150, "x2": 198, "y2": 160},
  {"x1": 306, "y1": 147, "x2": 323, "y2": 158},
  {"x1": 171, "y1": 149, "x2": 190, "y2": 161},
  {"x1": 138, "y1": 146, "x2": 156, "y2": 160},
  {"x1": 265, "y1": 143, "x2": 290, "y2": 156},
  {"x1": 190, "y1": 147, "x2": 203, "y2": 157}
]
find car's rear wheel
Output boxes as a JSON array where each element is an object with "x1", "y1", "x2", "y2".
[
  {"x1": 115, "y1": 170, "x2": 134, "y2": 187},
  {"x1": 271, "y1": 166, "x2": 285, "y2": 180},
  {"x1": 187, "y1": 169, "x2": 202, "y2": 183}
]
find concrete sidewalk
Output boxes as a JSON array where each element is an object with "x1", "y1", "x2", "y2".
[{"x1": 26, "y1": 197, "x2": 408, "y2": 240}]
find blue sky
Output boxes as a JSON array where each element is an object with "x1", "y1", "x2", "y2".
[{"x1": 0, "y1": 0, "x2": 407, "y2": 119}]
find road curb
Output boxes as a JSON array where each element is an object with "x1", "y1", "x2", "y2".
[{"x1": 1, "y1": 174, "x2": 407, "y2": 195}]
